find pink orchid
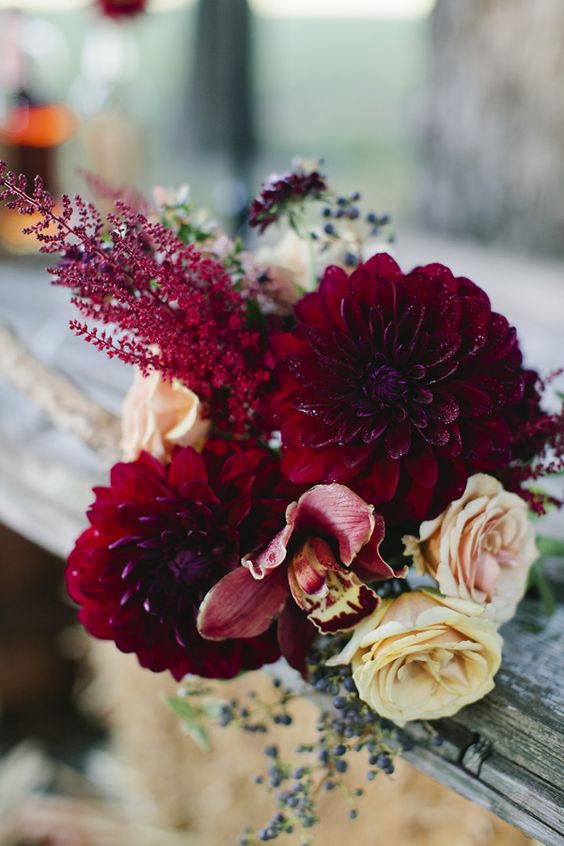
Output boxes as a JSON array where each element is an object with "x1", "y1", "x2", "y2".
[{"x1": 197, "y1": 483, "x2": 403, "y2": 673}]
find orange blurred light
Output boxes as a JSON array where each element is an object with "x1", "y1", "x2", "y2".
[{"x1": 0, "y1": 103, "x2": 76, "y2": 148}]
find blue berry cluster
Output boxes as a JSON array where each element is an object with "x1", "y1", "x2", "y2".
[{"x1": 215, "y1": 639, "x2": 408, "y2": 844}]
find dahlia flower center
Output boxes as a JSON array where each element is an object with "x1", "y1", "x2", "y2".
[
  {"x1": 169, "y1": 547, "x2": 210, "y2": 587},
  {"x1": 364, "y1": 362, "x2": 408, "y2": 407}
]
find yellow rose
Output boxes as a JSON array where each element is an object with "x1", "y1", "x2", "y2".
[
  {"x1": 403, "y1": 474, "x2": 538, "y2": 624},
  {"x1": 121, "y1": 369, "x2": 210, "y2": 462},
  {"x1": 328, "y1": 590, "x2": 502, "y2": 726}
]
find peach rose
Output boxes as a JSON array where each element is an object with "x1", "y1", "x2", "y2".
[
  {"x1": 329, "y1": 590, "x2": 502, "y2": 725},
  {"x1": 403, "y1": 474, "x2": 538, "y2": 624},
  {"x1": 121, "y1": 369, "x2": 210, "y2": 462}
]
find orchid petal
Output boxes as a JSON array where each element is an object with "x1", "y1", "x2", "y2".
[
  {"x1": 354, "y1": 513, "x2": 406, "y2": 581},
  {"x1": 242, "y1": 512, "x2": 296, "y2": 579},
  {"x1": 291, "y1": 483, "x2": 375, "y2": 565},
  {"x1": 294, "y1": 568, "x2": 380, "y2": 634},
  {"x1": 277, "y1": 601, "x2": 317, "y2": 677},
  {"x1": 197, "y1": 566, "x2": 289, "y2": 640}
]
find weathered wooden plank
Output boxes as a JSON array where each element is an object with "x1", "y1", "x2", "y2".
[{"x1": 400, "y1": 601, "x2": 564, "y2": 846}]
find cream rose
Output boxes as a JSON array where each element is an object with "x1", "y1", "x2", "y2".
[
  {"x1": 403, "y1": 474, "x2": 538, "y2": 624},
  {"x1": 328, "y1": 590, "x2": 502, "y2": 725},
  {"x1": 121, "y1": 369, "x2": 210, "y2": 462}
]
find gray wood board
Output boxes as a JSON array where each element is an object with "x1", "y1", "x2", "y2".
[{"x1": 401, "y1": 601, "x2": 564, "y2": 846}]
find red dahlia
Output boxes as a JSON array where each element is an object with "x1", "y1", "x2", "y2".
[
  {"x1": 67, "y1": 441, "x2": 289, "y2": 680},
  {"x1": 269, "y1": 254, "x2": 528, "y2": 522}
]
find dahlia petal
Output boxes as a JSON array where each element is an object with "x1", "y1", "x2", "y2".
[
  {"x1": 421, "y1": 423, "x2": 450, "y2": 446},
  {"x1": 457, "y1": 276, "x2": 491, "y2": 306},
  {"x1": 408, "y1": 405, "x2": 429, "y2": 429},
  {"x1": 362, "y1": 415, "x2": 389, "y2": 443},
  {"x1": 294, "y1": 291, "x2": 327, "y2": 326},
  {"x1": 385, "y1": 421, "x2": 412, "y2": 459},
  {"x1": 197, "y1": 566, "x2": 289, "y2": 640},
  {"x1": 316, "y1": 267, "x2": 350, "y2": 328},
  {"x1": 270, "y1": 331, "x2": 306, "y2": 359},
  {"x1": 168, "y1": 447, "x2": 207, "y2": 489},
  {"x1": 427, "y1": 390, "x2": 459, "y2": 425},
  {"x1": 404, "y1": 445, "x2": 439, "y2": 488},
  {"x1": 350, "y1": 266, "x2": 377, "y2": 304},
  {"x1": 425, "y1": 333, "x2": 461, "y2": 366},
  {"x1": 449, "y1": 381, "x2": 493, "y2": 417},
  {"x1": 110, "y1": 461, "x2": 169, "y2": 500},
  {"x1": 282, "y1": 446, "x2": 354, "y2": 484},
  {"x1": 366, "y1": 457, "x2": 400, "y2": 502},
  {"x1": 364, "y1": 253, "x2": 403, "y2": 281}
]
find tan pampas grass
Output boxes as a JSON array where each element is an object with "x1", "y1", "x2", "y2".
[{"x1": 81, "y1": 640, "x2": 535, "y2": 846}]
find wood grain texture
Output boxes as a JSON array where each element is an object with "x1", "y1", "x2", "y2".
[{"x1": 401, "y1": 601, "x2": 564, "y2": 846}]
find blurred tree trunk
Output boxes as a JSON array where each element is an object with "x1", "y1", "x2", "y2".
[
  {"x1": 420, "y1": 0, "x2": 564, "y2": 256},
  {"x1": 190, "y1": 0, "x2": 255, "y2": 167}
]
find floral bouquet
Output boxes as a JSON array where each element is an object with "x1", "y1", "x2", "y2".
[{"x1": 1, "y1": 158, "x2": 562, "y2": 842}]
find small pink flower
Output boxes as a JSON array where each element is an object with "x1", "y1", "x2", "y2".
[{"x1": 197, "y1": 484, "x2": 403, "y2": 671}]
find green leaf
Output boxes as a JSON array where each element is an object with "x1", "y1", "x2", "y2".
[
  {"x1": 165, "y1": 695, "x2": 211, "y2": 751},
  {"x1": 536, "y1": 536, "x2": 564, "y2": 558},
  {"x1": 527, "y1": 561, "x2": 557, "y2": 619}
]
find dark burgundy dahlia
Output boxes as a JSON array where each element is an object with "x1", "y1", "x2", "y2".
[
  {"x1": 67, "y1": 441, "x2": 288, "y2": 680},
  {"x1": 269, "y1": 253, "x2": 529, "y2": 522}
]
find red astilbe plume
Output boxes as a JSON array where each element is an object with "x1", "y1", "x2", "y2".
[
  {"x1": 0, "y1": 163, "x2": 270, "y2": 433},
  {"x1": 500, "y1": 370, "x2": 564, "y2": 515}
]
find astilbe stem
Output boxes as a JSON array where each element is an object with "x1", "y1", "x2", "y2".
[{"x1": 0, "y1": 162, "x2": 271, "y2": 433}]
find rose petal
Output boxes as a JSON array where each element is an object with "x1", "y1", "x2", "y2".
[{"x1": 197, "y1": 567, "x2": 289, "y2": 640}]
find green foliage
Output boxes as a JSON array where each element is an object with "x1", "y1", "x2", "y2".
[
  {"x1": 165, "y1": 693, "x2": 220, "y2": 752},
  {"x1": 536, "y1": 535, "x2": 564, "y2": 558},
  {"x1": 527, "y1": 560, "x2": 557, "y2": 621}
]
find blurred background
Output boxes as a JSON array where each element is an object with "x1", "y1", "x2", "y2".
[{"x1": 0, "y1": 1, "x2": 563, "y2": 844}]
